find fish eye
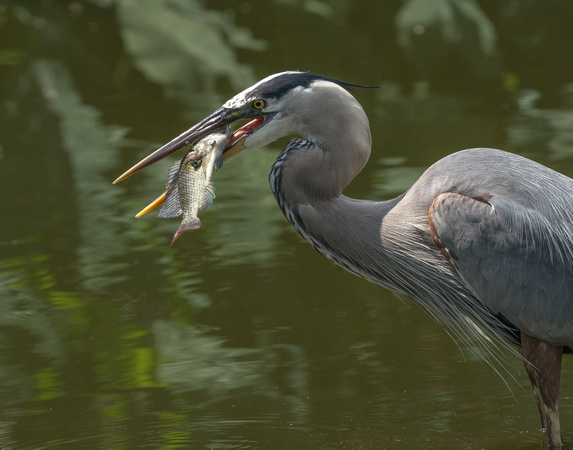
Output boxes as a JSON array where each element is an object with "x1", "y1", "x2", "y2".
[
  {"x1": 252, "y1": 99, "x2": 266, "y2": 110},
  {"x1": 191, "y1": 159, "x2": 202, "y2": 168}
]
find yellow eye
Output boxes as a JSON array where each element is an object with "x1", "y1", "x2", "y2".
[{"x1": 252, "y1": 99, "x2": 266, "y2": 110}]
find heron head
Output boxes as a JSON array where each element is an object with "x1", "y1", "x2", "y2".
[{"x1": 113, "y1": 71, "x2": 374, "y2": 184}]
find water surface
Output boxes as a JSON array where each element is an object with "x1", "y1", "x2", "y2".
[{"x1": 1, "y1": 1, "x2": 573, "y2": 448}]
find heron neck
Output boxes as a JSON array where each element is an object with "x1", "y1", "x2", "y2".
[
  {"x1": 270, "y1": 85, "x2": 372, "y2": 203},
  {"x1": 279, "y1": 192, "x2": 406, "y2": 286}
]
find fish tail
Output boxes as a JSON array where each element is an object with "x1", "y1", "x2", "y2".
[{"x1": 170, "y1": 218, "x2": 201, "y2": 246}]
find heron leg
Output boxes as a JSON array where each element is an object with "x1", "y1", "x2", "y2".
[{"x1": 520, "y1": 331, "x2": 563, "y2": 448}]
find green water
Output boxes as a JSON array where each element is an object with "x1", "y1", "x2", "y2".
[{"x1": 1, "y1": 1, "x2": 572, "y2": 448}]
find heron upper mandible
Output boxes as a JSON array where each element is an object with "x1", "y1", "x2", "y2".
[{"x1": 115, "y1": 71, "x2": 573, "y2": 447}]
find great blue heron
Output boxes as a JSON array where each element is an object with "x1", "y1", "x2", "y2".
[{"x1": 115, "y1": 71, "x2": 573, "y2": 447}]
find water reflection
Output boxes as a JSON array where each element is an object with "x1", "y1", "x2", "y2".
[
  {"x1": 509, "y1": 87, "x2": 573, "y2": 162},
  {"x1": 116, "y1": 0, "x2": 265, "y2": 100},
  {"x1": 396, "y1": 0, "x2": 499, "y2": 83},
  {"x1": 1, "y1": 1, "x2": 573, "y2": 448}
]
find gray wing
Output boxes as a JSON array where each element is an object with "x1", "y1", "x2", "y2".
[{"x1": 429, "y1": 191, "x2": 573, "y2": 347}]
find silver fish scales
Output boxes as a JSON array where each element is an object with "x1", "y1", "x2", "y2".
[{"x1": 158, "y1": 126, "x2": 231, "y2": 245}]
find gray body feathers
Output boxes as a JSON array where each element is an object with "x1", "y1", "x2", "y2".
[{"x1": 271, "y1": 144, "x2": 573, "y2": 359}]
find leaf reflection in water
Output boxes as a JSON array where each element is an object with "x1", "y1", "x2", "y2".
[
  {"x1": 115, "y1": 0, "x2": 266, "y2": 101},
  {"x1": 509, "y1": 87, "x2": 573, "y2": 161}
]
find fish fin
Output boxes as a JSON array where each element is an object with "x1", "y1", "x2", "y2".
[
  {"x1": 165, "y1": 159, "x2": 181, "y2": 190},
  {"x1": 200, "y1": 182, "x2": 216, "y2": 211},
  {"x1": 214, "y1": 151, "x2": 224, "y2": 172},
  {"x1": 158, "y1": 185, "x2": 182, "y2": 218},
  {"x1": 170, "y1": 218, "x2": 201, "y2": 246}
]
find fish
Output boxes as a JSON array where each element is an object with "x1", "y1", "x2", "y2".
[{"x1": 157, "y1": 126, "x2": 231, "y2": 245}]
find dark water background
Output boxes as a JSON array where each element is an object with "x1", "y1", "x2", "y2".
[{"x1": 1, "y1": 1, "x2": 573, "y2": 448}]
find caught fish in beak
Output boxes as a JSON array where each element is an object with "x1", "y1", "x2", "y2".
[
  {"x1": 154, "y1": 127, "x2": 231, "y2": 245},
  {"x1": 114, "y1": 85, "x2": 274, "y2": 229},
  {"x1": 129, "y1": 117, "x2": 267, "y2": 218}
]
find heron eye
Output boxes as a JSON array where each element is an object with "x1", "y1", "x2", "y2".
[{"x1": 252, "y1": 99, "x2": 266, "y2": 110}]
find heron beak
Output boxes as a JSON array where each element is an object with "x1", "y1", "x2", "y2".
[
  {"x1": 113, "y1": 106, "x2": 267, "y2": 184},
  {"x1": 135, "y1": 192, "x2": 166, "y2": 218},
  {"x1": 113, "y1": 107, "x2": 231, "y2": 184}
]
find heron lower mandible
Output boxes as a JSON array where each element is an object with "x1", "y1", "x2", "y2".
[{"x1": 115, "y1": 72, "x2": 573, "y2": 447}]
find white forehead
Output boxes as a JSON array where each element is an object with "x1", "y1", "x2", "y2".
[{"x1": 222, "y1": 71, "x2": 301, "y2": 109}]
